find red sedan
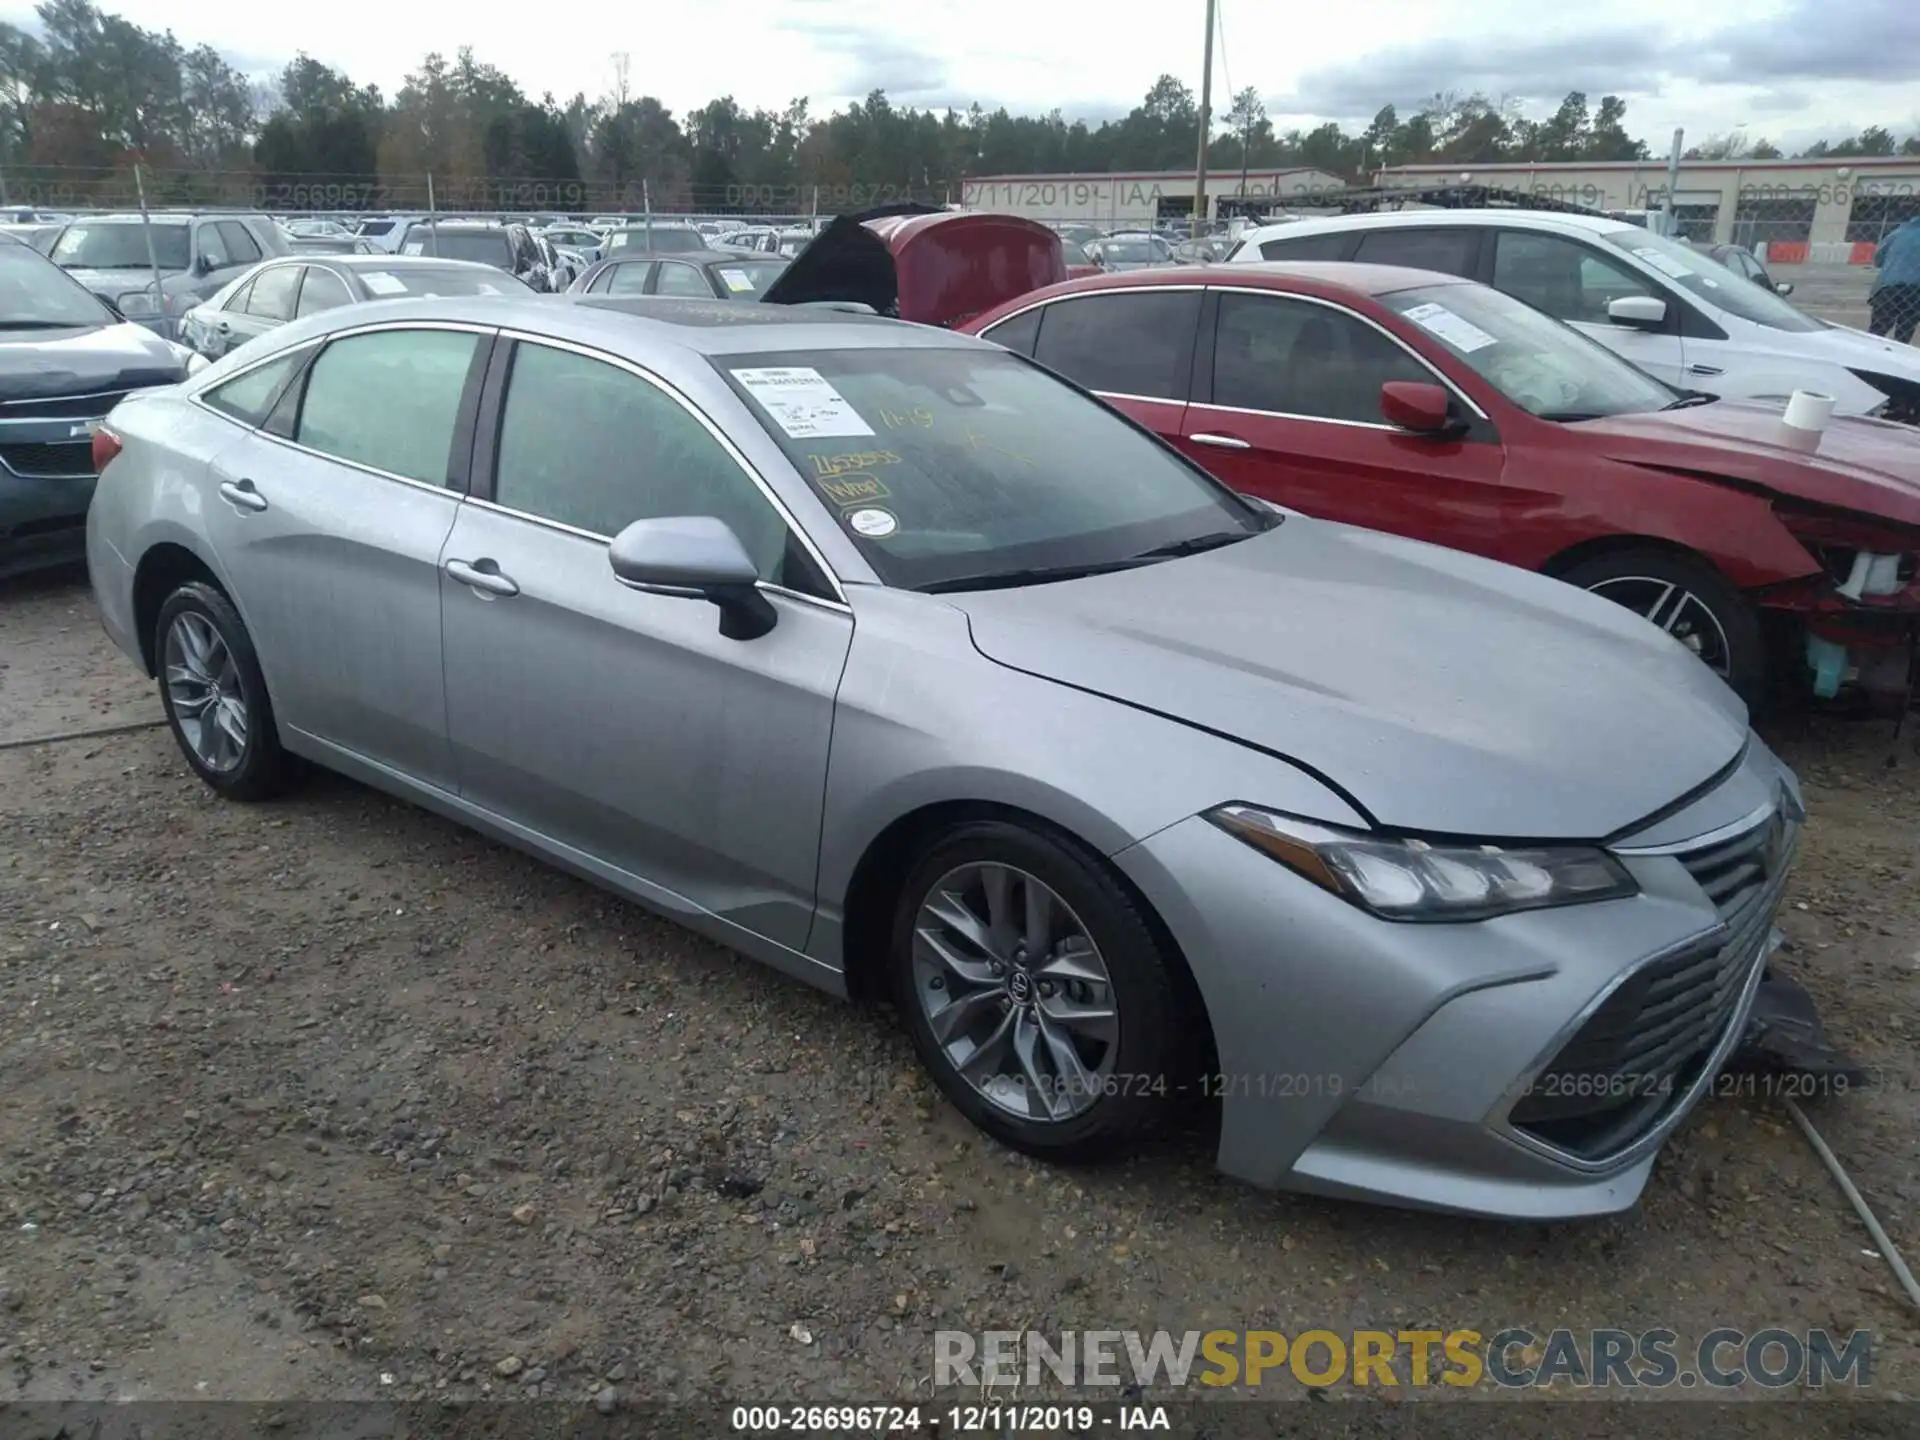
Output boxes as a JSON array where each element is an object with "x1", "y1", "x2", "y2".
[{"x1": 962, "y1": 263, "x2": 1920, "y2": 707}]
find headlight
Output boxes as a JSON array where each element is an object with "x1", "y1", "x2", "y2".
[
  {"x1": 1207, "y1": 805, "x2": 1637, "y2": 922},
  {"x1": 116, "y1": 290, "x2": 160, "y2": 317}
]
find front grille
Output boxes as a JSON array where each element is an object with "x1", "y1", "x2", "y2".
[
  {"x1": 1509, "y1": 812, "x2": 1793, "y2": 1159},
  {"x1": 0, "y1": 390, "x2": 127, "y2": 420},
  {"x1": 0, "y1": 441, "x2": 95, "y2": 479}
]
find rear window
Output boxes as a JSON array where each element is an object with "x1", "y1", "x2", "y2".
[
  {"x1": 400, "y1": 230, "x2": 513, "y2": 268},
  {"x1": 356, "y1": 220, "x2": 396, "y2": 237},
  {"x1": 51, "y1": 222, "x2": 191, "y2": 272},
  {"x1": 357, "y1": 266, "x2": 532, "y2": 298},
  {"x1": 1258, "y1": 233, "x2": 1351, "y2": 262},
  {"x1": 607, "y1": 227, "x2": 704, "y2": 254}
]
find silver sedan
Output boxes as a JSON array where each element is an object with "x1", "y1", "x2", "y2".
[{"x1": 85, "y1": 295, "x2": 1801, "y2": 1218}]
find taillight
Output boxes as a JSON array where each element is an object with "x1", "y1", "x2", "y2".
[{"x1": 91, "y1": 425, "x2": 123, "y2": 473}]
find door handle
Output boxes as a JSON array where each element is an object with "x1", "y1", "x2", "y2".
[
  {"x1": 1190, "y1": 432, "x2": 1252, "y2": 450},
  {"x1": 1684, "y1": 363, "x2": 1725, "y2": 377},
  {"x1": 217, "y1": 479, "x2": 267, "y2": 512},
  {"x1": 445, "y1": 558, "x2": 520, "y2": 598}
]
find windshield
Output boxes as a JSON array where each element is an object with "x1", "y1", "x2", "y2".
[
  {"x1": 361, "y1": 266, "x2": 533, "y2": 298},
  {"x1": 401, "y1": 230, "x2": 513, "y2": 267},
  {"x1": 608, "y1": 227, "x2": 704, "y2": 253},
  {"x1": 0, "y1": 242, "x2": 115, "y2": 327},
  {"x1": 51, "y1": 221, "x2": 190, "y2": 271},
  {"x1": 1599, "y1": 227, "x2": 1821, "y2": 333},
  {"x1": 1383, "y1": 282, "x2": 1676, "y2": 420},
  {"x1": 708, "y1": 259, "x2": 787, "y2": 298},
  {"x1": 719, "y1": 347, "x2": 1268, "y2": 591}
]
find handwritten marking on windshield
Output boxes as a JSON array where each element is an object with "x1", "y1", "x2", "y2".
[
  {"x1": 876, "y1": 405, "x2": 935, "y2": 429},
  {"x1": 810, "y1": 450, "x2": 901, "y2": 478},
  {"x1": 815, "y1": 475, "x2": 893, "y2": 506}
]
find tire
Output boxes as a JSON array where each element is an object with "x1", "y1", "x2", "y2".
[
  {"x1": 153, "y1": 581, "x2": 288, "y2": 801},
  {"x1": 1557, "y1": 548, "x2": 1767, "y2": 704},
  {"x1": 888, "y1": 820, "x2": 1189, "y2": 1163}
]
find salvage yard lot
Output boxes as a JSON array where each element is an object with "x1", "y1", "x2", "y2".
[{"x1": 2, "y1": 569, "x2": 1919, "y2": 1412}]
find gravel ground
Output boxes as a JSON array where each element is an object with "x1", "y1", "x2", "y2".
[{"x1": 2, "y1": 568, "x2": 1918, "y2": 1416}]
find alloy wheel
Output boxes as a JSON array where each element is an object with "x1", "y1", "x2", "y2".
[
  {"x1": 164, "y1": 611, "x2": 249, "y2": 772},
  {"x1": 1585, "y1": 576, "x2": 1734, "y2": 678},
  {"x1": 910, "y1": 862, "x2": 1120, "y2": 1121}
]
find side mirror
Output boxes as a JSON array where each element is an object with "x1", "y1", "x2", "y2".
[
  {"x1": 1606, "y1": 295, "x2": 1667, "y2": 329},
  {"x1": 1774, "y1": 281, "x2": 1795, "y2": 297},
  {"x1": 194, "y1": 254, "x2": 215, "y2": 276},
  {"x1": 1379, "y1": 380, "x2": 1458, "y2": 435},
  {"x1": 607, "y1": 515, "x2": 777, "y2": 641}
]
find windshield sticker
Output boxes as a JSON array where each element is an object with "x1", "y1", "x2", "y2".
[
  {"x1": 1632, "y1": 247, "x2": 1693, "y2": 279},
  {"x1": 718, "y1": 268, "x2": 756, "y2": 292},
  {"x1": 848, "y1": 507, "x2": 898, "y2": 538},
  {"x1": 1400, "y1": 302, "x2": 1498, "y2": 354},
  {"x1": 817, "y1": 475, "x2": 892, "y2": 506},
  {"x1": 731, "y1": 366, "x2": 875, "y2": 439},
  {"x1": 361, "y1": 272, "x2": 407, "y2": 296}
]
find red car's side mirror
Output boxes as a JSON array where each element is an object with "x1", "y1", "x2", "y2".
[{"x1": 1380, "y1": 381, "x2": 1456, "y2": 435}]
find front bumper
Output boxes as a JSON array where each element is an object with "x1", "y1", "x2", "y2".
[
  {"x1": 0, "y1": 467, "x2": 95, "y2": 579},
  {"x1": 1112, "y1": 738, "x2": 1800, "y2": 1220}
]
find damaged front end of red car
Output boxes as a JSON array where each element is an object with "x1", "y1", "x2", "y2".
[{"x1": 1760, "y1": 506, "x2": 1920, "y2": 711}]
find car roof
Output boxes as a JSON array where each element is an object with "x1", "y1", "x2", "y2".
[
  {"x1": 991, "y1": 261, "x2": 1470, "y2": 308},
  {"x1": 1239, "y1": 208, "x2": 1634, "y2": 245},
  {"x1": 605, "y1": 222, "x2": 702, "y2": 233},
  {"x1": 262, "y1": 254, "x2": 507, "y2": 271},
  {"x1": 232, "y1": 294, "x2": 986, "y2": 362},
  {"x1": 596, "y1": 249, "x2": 783, "y2": 265}
]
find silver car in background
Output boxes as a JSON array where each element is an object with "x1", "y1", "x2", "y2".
[{"x1": 86, "y1": 296, "x2": 1800, "y2": 1219}]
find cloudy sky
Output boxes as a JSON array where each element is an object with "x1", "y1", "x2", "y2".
[{"x1": 14, "y1": 0, "x2": 1920, "y2": 149}]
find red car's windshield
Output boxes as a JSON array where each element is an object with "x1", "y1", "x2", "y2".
[{"x1": 1382, "y1": 282, "x2": 1678, "y2": 421}]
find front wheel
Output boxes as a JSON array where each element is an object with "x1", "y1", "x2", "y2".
[
  {"x1": 1558, "y1": 548, "x2": 1766, "y2": 704},
  {"x1": 889, "y1": 821, "x2": 1190, "y2": 1163}
]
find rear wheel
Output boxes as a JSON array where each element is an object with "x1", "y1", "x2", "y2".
[
  {"x1": 889, "y1": 820, "x2": 1188, "y2": 1162},
  {"x1": 154, "y1": 582, "x2": 288, "y2": 801},
  {"x1": 1558, "y1": 548, "x2": 1766, "y2": 704}
]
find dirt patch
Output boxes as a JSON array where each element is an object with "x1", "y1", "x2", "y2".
[{"x1": 1, "y1": 572, "x2": 1916, "y2": 1412}]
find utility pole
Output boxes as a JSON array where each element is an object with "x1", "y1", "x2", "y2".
[
  {"x1": 1193, "y1": 0, "x2": 1216, "y2": 240},
  {"x1": 1662, "y1": 128, "x2": 1684, "y2": 235}
]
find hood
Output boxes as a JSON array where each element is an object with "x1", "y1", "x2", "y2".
[
  {"x1": 950, "y1": 518, "x2": 1748, "y2": 841},
  {"x1": 761, "y1": 213, "x2": 903, "y2": 316},
  {"x1": 1570, "y1": 400, "x2": 1920, "y2": 530},
  {"x1": 1784, "y1": 321, "x2": 1920, "y2": 380},
  {"x1": 0, "y1": 320, "x2": 188, "y2": 400}
]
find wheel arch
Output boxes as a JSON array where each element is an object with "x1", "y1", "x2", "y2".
[
  {"x1": 131, "y1": 540, "x2": 228, "y2": 676},
  {"x1": 834, "y1": 799, "x2": 1218, "y2": 1075},
  {"x1": 1541, "y1": 532, "x2": 1736, "y2": 586}
]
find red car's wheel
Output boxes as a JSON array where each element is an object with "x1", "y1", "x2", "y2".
[{"x1": 1559, "y1": 549, "x2": 1766, "y2": 704}]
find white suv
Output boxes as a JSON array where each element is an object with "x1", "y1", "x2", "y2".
[{"x1": 1228, "y1": 209, "x2": 1920, "y2": 421}]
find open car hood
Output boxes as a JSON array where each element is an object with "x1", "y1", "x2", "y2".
[
  {"x1": 1571, "y1": 401, "x2": 1920, "y2": 530},
  {"x1": 763, "y1": 205, "x2": 1067, "y2": 328},
  {"x1": 759, "y1": 204, "x2": 942, "y2": 317}
]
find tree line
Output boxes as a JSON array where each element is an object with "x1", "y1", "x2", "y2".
[{"x1": 2, "y1": 0, "x2": 1917, "y2": 215}]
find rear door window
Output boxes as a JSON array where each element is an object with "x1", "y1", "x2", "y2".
[
  {"x1": 201, "y1": 351, "x2": 306, "y2": 426},
  {"x1": 1352, "y1": 227, "x2": 1480, "y2": 276},
  {"x1": 295, "y1": 328, "x2": 481, "y2": 486},
  {"x1": 1257, "y1": 233, "x2": 1354, "y2": 262},
  {"x1": 244, "y1": 266, "x2": 301, "y2": 321},
  {"x1": 1029, "y1": 290, "x2": 1201, "y2": 401},
  {"x1": 980, "y1": 305, "x2": 1043, "y2": 356}
]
